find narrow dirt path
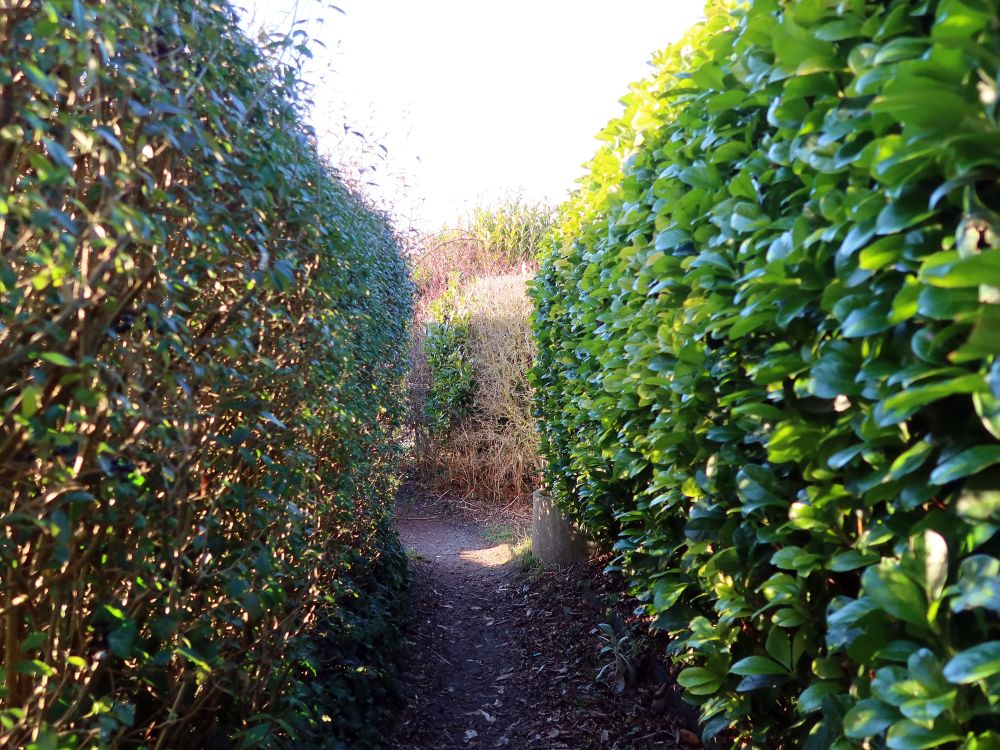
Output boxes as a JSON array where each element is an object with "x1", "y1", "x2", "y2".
[
  {"x1": 388, "y1": 494, "x2": 517, "y2": 748},
  {"x1": 387, "y1": 486, "x2": 700, "y2": 750}
]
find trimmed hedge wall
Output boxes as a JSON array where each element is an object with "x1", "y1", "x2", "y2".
[
  {"x1": 1, "y1": 2, "x2": 411, "y2": 748},
  {"x1": 532, "y1": 0, "x2": 1000, "y2": 747}
]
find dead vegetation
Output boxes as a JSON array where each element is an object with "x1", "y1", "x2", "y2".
[
  {"x1": 406, "y1": 197, "x2": 549, "y2": 512},
  {"x1": 430, "y1": 272, "x2": 541, "y2": 504}
]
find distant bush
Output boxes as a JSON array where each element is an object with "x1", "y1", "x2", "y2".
[
  {"x1": 0, "y1": 2, "x2": 411, "y2": 748},
  {"x1": 423, "y1": 276, "x2": 475, "y2": 435},
  {"x1": 533, "y1": 0, "x2": 1000, "y2": 748}
]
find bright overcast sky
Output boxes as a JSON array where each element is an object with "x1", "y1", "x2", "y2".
[{"x1": 237, "y1": 1, "x2": 706, "y2": 231}]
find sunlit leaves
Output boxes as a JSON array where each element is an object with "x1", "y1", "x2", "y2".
[
  {"x1": 944, "y1": 642, "x2": 1000, "y2": 684},
  {"x1": 532, "y1": 0, "x2": 1000, "y2": 746},
  {"x1": 1, "y1": 1, "x2": 412, "y2": 747}
]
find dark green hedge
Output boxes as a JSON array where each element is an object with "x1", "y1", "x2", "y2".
[
  {"x1": 1, "y1": 1, "x2": 411, "y2": 748},
  {"x1": 532, "y1": 0, "x2": 1000, "y2": 747}
]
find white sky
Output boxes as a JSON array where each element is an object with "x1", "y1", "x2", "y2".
[{"x1": 237, "y1": 1, "x2": 706, "y2": 231}]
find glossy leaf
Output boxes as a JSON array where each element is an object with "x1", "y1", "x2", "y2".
[{"x1": 943, "y1": 642, "x2": 1000, "y2": 684}]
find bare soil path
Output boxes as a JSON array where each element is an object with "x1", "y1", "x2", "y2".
[
  {"x1": 388, "y1": 492, "x2": 517, "y2": 749},
  {"x1": 387, "y1": 487, "x2": 699, "y2": 750}
]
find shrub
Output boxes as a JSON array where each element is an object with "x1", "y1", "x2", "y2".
[
  {"x1": 0, "y1": 2, "x2": 411, "y2": 748},
  {"x1": 422, "y1": 275, "x2": 475, "y2": 435},
  {"x1": 532, "y1": 0, "x2": 1000, "y2": 747}
]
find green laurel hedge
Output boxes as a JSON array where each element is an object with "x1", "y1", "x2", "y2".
[
  {"x1": 532, "y1": 0, "x2": 1000, "y2": 747},
  {"x1": 1, "y1": 1, "x2": 411, "y2": 748}
]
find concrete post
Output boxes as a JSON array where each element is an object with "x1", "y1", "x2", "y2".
[{"x1": 530, "y1": 489, "x2": 591, "y2": 567}]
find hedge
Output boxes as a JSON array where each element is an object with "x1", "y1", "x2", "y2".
[
  {"x1": 532, "y1": 0, "x2": 1000, "y2": 747},
  {"x1": 1, "y1": 2, "x2": 411, "y2": 748}
]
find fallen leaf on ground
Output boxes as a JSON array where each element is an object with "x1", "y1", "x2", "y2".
[{"x1": 679, "y1": 728, "x2": 702, "y2": 747}]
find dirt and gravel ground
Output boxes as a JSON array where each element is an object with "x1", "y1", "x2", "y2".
[{"x1": 386, "y1": 486, "x2": 701, "y2": 750}]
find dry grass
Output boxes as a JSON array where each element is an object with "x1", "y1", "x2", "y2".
[
  {"x1": 411, "y1": 272, "x2": 541, "y2": 508},
  {"x1": 406, "y1": 194, "x2": 552, "y2": 509},
  {"x1": 453, "y1": 272, "x2": 541, "y2": 502},
  {"x1": 405, "y1": 237, "x2": 518, "y2": 444},
  {"x1": 410, "y1": 233, "x2": 534, "y2": 318}
]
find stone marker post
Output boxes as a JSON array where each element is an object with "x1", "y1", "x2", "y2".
[{"x1": 531, "y1": 489, "x2": 591, "y2": 567}]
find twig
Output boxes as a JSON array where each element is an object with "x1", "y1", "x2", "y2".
[
  {"x1": 429, "y1": 648, "x2": 454, "y2": 667},
  {"x1": 631, "y1": 730, "x2": 669, "y2": 744}
]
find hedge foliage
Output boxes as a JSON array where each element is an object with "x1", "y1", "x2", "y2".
[
  {"x1": 532, "y1": 0, "x2": 1000, "y2": 747},
  {"x1": 1, "y1": 2, "x2": 411, "y2": 748}
]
